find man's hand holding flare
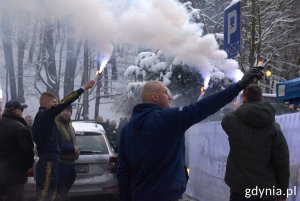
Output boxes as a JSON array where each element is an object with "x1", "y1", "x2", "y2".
[{"x1": 83, "y1": 80, "x2": 95, "y2": 90}]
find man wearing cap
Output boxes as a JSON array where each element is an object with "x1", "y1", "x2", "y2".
[
  {"x1": 32, "y1": 80, "x2": 95, "y2": 201},
  {"x1": 0, "y1": 100, "x2": 34, "y2": 201}
]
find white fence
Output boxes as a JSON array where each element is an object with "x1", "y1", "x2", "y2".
[{"x1": 185, "y1": 112, "x2": 300, "y2": 201}]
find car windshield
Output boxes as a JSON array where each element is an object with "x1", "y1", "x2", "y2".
[{"x1": 75, "y1": 132, "x2": 109, "y2": 154}]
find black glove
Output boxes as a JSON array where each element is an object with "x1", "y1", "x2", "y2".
[{"x1": 238, "y1": 67, "x2": 264, "y2": 89}]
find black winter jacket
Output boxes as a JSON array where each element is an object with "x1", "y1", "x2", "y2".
[
  {"x1": 222, "y1": 102, "x2": 290, "y2": 199},
  {"x1": 0, "y1": 112, "x2": 34, "y2": 175},
  {"x1": 32, "y1": 88, "x2": 84, "y2": 160}
]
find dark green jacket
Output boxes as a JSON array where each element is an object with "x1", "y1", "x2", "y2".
[
  {"x1": 55, "y1": 116, "x2": 78, "y2": 164},
  {"x1": 221, "y1": 102, "x2": 290, "y2": 199}
]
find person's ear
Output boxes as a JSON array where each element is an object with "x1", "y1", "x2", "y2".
[{"x1": 151, "y1": 93, "x2": 159, "y2": 102}]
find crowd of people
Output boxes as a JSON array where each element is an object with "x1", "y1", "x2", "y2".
[
  {"x1": 0, "y1": 78, "x2": 130, "y2": 201},
  {"x1": 0, "y1": 66, "x2": 295, "y2": 201},
  {"x1": 95, "y1": 115, "x2": 128, "y2": 153}
]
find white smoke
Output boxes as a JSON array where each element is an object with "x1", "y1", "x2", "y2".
[{"x1": 1, "y1": 0, "x2": 239, "y2": 73}]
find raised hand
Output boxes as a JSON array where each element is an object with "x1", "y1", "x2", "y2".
[
  {"x1": 83, "y1": 80, "x2": 96, "y2": 90},
  {"x1": 238, "y1": 67, "x2": 264, "y2": 89}
]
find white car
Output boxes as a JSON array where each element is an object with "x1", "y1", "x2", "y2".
[{"x1": 23, "y1": 121, "x2": 119, "y2": 201}]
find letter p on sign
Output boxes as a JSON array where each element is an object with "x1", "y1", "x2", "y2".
[
  {"x1": 224, "y1": 1, "x2": 241, "y2": 59},
  {"x1": 227, "y1": 10, "x2": 237, "y2": 44}
]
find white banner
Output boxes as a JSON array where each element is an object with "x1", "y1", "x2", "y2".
[{"x1": 185, "y1": 112, "x2": 300, "y2": 201}]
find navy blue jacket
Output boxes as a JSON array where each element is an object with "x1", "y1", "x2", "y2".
[
  {"x1": 118, "y1": 83, "x2": 243, "y2": 201},
  {"x1": 32, "y1": 88, "x2": 84, "y2": 160}
]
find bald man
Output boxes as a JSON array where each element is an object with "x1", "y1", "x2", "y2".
[{"x1": 117, "y1": 67, "x2": 264, "y2": 201}]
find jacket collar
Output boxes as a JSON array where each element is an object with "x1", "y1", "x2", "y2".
[{"x1": 2, "y1": 112, "x2": 28, "y2": 126}]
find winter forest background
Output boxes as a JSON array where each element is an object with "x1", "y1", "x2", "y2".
[{"x1": 0, "y1": 0, "x2": 299, "y2": 121}]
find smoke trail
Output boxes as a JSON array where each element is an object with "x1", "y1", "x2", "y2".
[
  {"x1": 117, "y1": 0, "x2": 238, "y2": 73},
  {"x1": 1, "y1": 0, "x2": 239, "y2": 73}
]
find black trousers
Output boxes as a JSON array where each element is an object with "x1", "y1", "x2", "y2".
[
  {"x1": 0, "y1": 165, "x2": 26, "y2": 201},
  {"x1": 0, "y1": 179, "x2": 24, "y2": 201},
  {"x1": 35, "y1": 159, "x2": 59, "y2": 201},
  {"x1": 56, "y1": 163, "x2": 76, "y2": 201}
]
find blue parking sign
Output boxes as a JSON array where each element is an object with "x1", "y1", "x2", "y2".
[{"x1": 224, "y1": 1, "x2": 241, "y2": 59}]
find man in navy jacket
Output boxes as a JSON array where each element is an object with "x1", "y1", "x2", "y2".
[
  {"x1": 117, "y1": 67, "x2": 263, "y2": 201},
  {"x1": 32, "y1": 80, "x2": 94, "y2": 201}
]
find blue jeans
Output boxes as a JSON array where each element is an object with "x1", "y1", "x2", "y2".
[
  {"x1": 35, "y1": 159, "x2": 59, "y2": 201},
  {"x1": 56, "y1": 163, "x2": 76, "y2": 201}
]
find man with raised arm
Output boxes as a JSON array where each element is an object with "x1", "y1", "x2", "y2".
[
  {"x1": 32, "y1": 80, "x2": 95, "y2": 201},
  {"x1": 118, "y1": 67, "x2": 264, "y2": 201}
]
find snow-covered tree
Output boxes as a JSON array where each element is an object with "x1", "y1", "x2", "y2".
[
  {"x1": 240, "y1": 0, "x2": 300, "y2": 92},
  {"x1": 168, "y1": 64, "x2": 202, "y2": 106},
  {"x1": 180, "y1": 0, "x2": 300, "y2": 93},
  {"x1": 114, "y1": 82, "x2": 144, "y2": 117}
]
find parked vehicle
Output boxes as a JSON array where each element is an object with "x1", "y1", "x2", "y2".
[{"x1": 23, "y1": 121, "x2": 119, "y2": 201}]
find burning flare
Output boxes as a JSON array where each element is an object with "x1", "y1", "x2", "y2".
[
  {"x1": 200, "y1": 86, "x2": 205, "y2": 94},
  {"x1": 96, "y1": 70, "x2": 101, "y2": 77},
  {"x1": 99, "y1": 59, "x2": 109, "y2": 73}
]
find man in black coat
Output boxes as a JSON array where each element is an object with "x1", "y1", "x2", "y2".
[
  {"x1": 222, "y1": 84, "x2": 289, "y2": 201},
  {"x1": 0, "y1": 100, "x2": 34, "y2": 201}
]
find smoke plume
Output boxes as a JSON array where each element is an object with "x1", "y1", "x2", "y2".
[{"x1": 0, "y1": 0, "x2": 239, "y2": 73}]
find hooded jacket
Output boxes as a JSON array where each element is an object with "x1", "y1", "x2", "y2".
[
  {"x1": 221, "y1": 102, "x2": 290, "y2": 199},
  {"x1": 118, "y1": 83, "x2": 243, "y2": 201}
]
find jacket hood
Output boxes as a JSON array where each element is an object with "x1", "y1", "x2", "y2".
[
  {"x1": 131, "y1": 103, "x2": 161, "y2": 129},
  {"x1": 235, "y1": 102, "x2": 275, "y2": 128}
]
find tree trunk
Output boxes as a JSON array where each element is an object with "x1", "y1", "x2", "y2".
[
  {"x1": 256, "y1": 2, "x2": 262, "y2": 63},
  {"x1": 94, "y1": 58, "x2": 102, "y2": 119},
  {"x1": 103, "y1": 67, "x2": 109, "y2": 95},
  {"x1": 110, "y1": 57, "x2": 118, "y2": 80},
  {"x1": 1, "y1": 13, "x2": 17, "y2": 100},
  {"x1": 28, "y1": 20, "x2": 38, "y2": 64},
  {"x1": 58, "y1": 25, "x2": 66, "y2": 95},
  {"x1": 17, "y1": 13, "x2": 29, "y2": 102},
  {"x1": 64, "y1": 24, "x2": 82, "y2": 96},
  {"x1": 43, "y1": 20, "x2": 58, "y2": 96},
  {"x1": 109, "y1": 47, "x2": 117, "y2": 81},
  {"x1": 249, "y1": 0, "x2": 257, "y2": 67},
  {"x1": 82, "y1": 40, "x2": 89, "y2": 120}
]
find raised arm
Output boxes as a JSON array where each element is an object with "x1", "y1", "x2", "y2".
[
  {"x1": 162, "y1": 67, "x2": 264, "y2": 132},
  {"x1": 48, "y1": 80, "x2": 95, "y2": 118}
]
